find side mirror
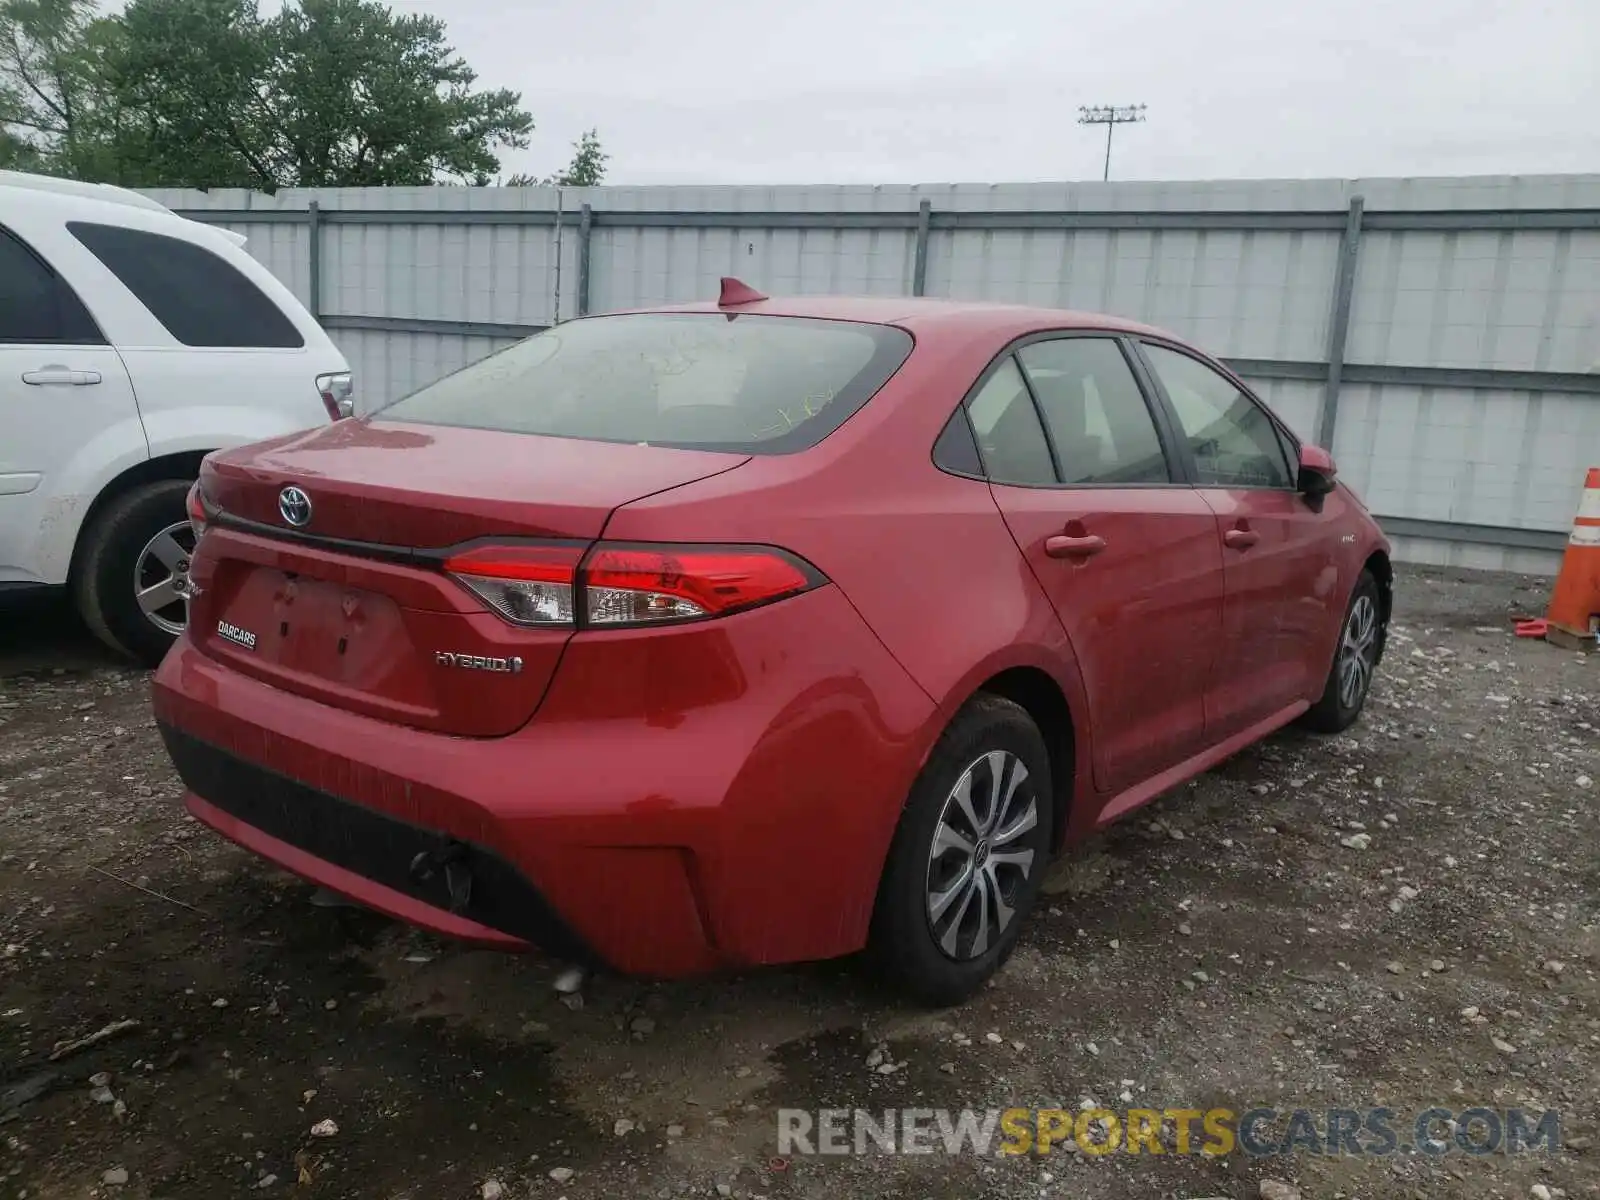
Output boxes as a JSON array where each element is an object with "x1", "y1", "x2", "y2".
[{"x1": 1298, "y1": 444, "x2": 1338, "y2": 498}]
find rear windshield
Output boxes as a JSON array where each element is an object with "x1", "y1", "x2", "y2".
[{"x1": 377, "y1": 313, "x2": 913, "y2": 454}]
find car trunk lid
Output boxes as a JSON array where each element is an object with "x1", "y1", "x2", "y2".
[
  {"x1": 189, "y1": 420, "x2": 748, "y2": 736},
  {"x1": 201, "y1": 419, "x2": 748, "y2": 545}
]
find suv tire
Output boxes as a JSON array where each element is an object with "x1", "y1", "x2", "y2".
[{"x1": 73, "y1": 479, "x2": 194, "y2": 668}]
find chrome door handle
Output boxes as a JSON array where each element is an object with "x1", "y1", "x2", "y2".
[{"x1": 22, "y1": 366, "x2": 102, "y2": 386}]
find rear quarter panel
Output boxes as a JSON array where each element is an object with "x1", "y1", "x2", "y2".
[
  {"x1": 601, "y1": 325, "x2": 1093, "y2": 807},
  {"x1": 137, "y1": 382, "x2": 335, "y2": 461}
]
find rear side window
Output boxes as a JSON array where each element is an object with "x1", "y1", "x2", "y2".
[
  {"x1": 379, "y1": 313, "x2": 913, "y2": 455},
  {"x1": 931, "y1": 407, "x2": 983, "y2": 476},
  {"x1": 964, "y1": 357, "x2": 1056, "y2": 486},
  {"x1": 67, "y1": 221, "x2": 304, "y2": 349},
  {"x1": 0, "y1": 225, "x2": 103, "y2": 345},
  {"x1": 1017, "y1": 338, "x2": 1170, "y2": 485}
]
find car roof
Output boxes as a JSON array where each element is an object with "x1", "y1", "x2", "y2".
[
  {"x1": 0, "y1": 169, "x2": 179, "y2": 217},
  {"x1": 633, "y1": 293, "x2": 1176, "y2": 342},
  {"x1": 0, "y1": 170, "x2": 249, "y2": 248}
]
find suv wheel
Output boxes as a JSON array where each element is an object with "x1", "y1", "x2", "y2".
[
  {"x1": 73, "y1": 479, "x2": 195, "y2": 668},
  {"x1": 869, "y1": 695, "x2": 1054, "y2": 1006}
]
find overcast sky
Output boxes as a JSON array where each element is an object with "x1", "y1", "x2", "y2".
[{"x1": 388, "y1": 0, "x2": 1598, "y2": 186}]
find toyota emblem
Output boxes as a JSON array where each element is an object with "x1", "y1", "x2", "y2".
[{"x1": 278, "y1": 486, "x2": 313, "y2": 528}]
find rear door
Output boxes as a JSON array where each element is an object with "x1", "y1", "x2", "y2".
[
  {"x1": 0, "y1": 220, "x2": 141, "y2": 585},
  {"x1": 972, "y1": 334, "x2": 1224, "y2": 795},
  {"x1": 1136, "y1": 340, "x2": 1337, "y2": 736}
]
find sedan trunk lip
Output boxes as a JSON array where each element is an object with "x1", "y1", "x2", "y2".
[
  {"x1": 207, "y1": 507, "x2": 420, "y2": 565},
  {"x1": 205, "y1": 509, "x2": 596, "y2": 572},
  {"x1": 203, "y1": 475, "x2": 644, "y2": 562}
]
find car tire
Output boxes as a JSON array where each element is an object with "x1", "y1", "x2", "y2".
[
  {"x1": 868, "y1": 694, "x2": 1054, "y2": 1007},
  {"x1": 73, "y1": 479, "x2": 195, "y2": 668},
  {"x1": 1301, "y1": 569, "x2": 1382, "y2": 734}
]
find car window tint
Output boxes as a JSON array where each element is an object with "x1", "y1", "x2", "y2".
[
  {"x1": 964, "y1": 357, "x2": 1056, "y2": 485},
  {"x1": 1018, "y1": 338, "x2": 1169, "y2": 485},
  {"x1": 932, "y1": 406, "x2": 983, "y2": 476},
  {"x1": 1142, "y1": 343, "x2": 1293, "y2": 488},
  {"x1": 379, "y1": 313, "x2": 912, "y2": 455},
  {"x1": 67, "y1": 221, "x2": 304, "y2": 349},
  {"x1": 0, "y1": 225, "x2": 104, "y2": 345}
]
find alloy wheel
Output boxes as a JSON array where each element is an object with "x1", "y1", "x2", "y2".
[
  {"x1": 134, "y1": 521, "x2": 195, "y2": 637},
  {"x1": 924, "y1": 749, "x2": 1038, "y2": 961},
  {"x1": 1338, "y1": 593, "x2": 1378, "y2": 710}
]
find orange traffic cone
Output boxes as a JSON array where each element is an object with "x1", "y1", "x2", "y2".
[{"x1": 1544, "y1": 467, "x2": 1600, "y2": 650}]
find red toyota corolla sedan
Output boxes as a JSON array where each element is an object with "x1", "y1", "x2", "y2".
[{"x1": 152, "y1": 282, "x2": 1391, "y2": 1005}]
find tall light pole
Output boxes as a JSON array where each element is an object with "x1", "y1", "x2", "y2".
[{"x1": 1077, "y1": 104, "x2": 1146, "y2": 181}]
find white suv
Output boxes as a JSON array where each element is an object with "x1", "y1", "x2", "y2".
[{"x1": 0, "y1": 171, "x2": 351, "y2": 665}]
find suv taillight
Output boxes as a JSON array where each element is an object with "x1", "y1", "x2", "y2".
[
  {"x1": 443, "y1": 542, "x2": 824, "y2": 629},
  {"x1": 185, "y1": 481, "x2": 208, "y2": 540},
  {"x1": 317, "y1": 371, "x2": 354, "y2": 420}
]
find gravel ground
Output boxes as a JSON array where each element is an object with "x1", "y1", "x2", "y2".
[{"x1": 1, "y1": 568, "x2": 1597, "y2": 1200}]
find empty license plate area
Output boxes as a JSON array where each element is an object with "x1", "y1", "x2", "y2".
[{"x1": 205, "y1": 564, "x2": 436, "y2": 717}]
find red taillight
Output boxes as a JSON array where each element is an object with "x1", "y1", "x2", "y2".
[
  {"x1": 186, "y1": 481, "x2": 208, "y2": 540},
  {"x1": 443, "y1": 542, "x2": 822, "y2": 629},
  {"x1": 443, "y1": 543, "x2": 583, "y2": 627},
  {"x1": 583, "y1": 545, "x2": 815, "y2": 625}
]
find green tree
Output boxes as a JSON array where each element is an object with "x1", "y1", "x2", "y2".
[
  {"x1": 99, "y1": 0, "x2": 276, "y2": 187},
  {"x1": 504, "y1": 127, "x2": 609, "y2": 188},
  {"x1": 257, "y1": 0, "x2": 533, "y2": 187},
  {"x1": 0, "y1": 126, "x2": 42, "y2": 169},
  {"x1": 1, "y1": 0, "x2": 538, "y2": 189},
  {"x1": 0, "y1": 0, "x2": 108, "y2": 175},
  {"x1": 551, "y1": 127, "x2": 607, "y2": 186}
]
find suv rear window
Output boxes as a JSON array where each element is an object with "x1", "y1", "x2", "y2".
[
  {"x1": 67, "y1": 221, "x2": 305, "y2": 349},
  {"x1": 378, "y1": 313, "x2": 913, "y2": 454}
]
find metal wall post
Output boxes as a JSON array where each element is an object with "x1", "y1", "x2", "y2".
[
  {"x1": 550, "y1": 189, "x2": 564, "y2": 323},
  {"x1": 911, "y1": 198, "x2": 932, "y2": 296},
  {"x1": 577, "y1": 204, "x2": 593, "y2": 317},
  {"x1": 1316, "y1": 194, "x2": 1365, "y2": 448},
  {"x1": 306, "y1": 200, "x2": 323, "y2": 325}
]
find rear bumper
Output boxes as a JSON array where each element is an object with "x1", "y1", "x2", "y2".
[
  {"x1": 153, "y1": 584, "x2": 937, "y2": 976},
  {"x1": 161, "y1": 725, "x2": 580, "y2": 955}
]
